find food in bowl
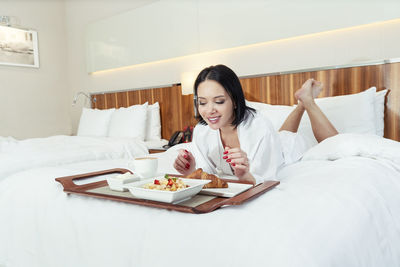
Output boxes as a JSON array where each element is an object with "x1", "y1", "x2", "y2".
[{"x1": 143, "y1": 175, "x2": 189, "y2": 191}]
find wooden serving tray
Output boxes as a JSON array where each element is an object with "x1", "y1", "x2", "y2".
[{"x1": 55, "y1": 168, "x2": 279, "y2": 214}]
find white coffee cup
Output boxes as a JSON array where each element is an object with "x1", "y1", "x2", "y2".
[{"x1": 132, "y1": 157, "x2": 158, "y2": 179}]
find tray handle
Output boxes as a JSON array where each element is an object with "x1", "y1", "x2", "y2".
[
  {"x1": 224, "y1": 180, "x2": 279, "y2": 205},
  {"x1": 193, "y1": 180, "x2": 279, "y2": 213},
  {"x1": 55, "y1": 168, "x2": 131, "y2": 191}
]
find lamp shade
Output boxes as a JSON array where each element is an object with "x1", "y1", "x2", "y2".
[{"x1": 180, "y1": 71, "x2": 197, "y2": 95}]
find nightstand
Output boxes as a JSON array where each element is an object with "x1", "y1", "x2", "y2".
[{"x1": 149, "y1": 148, "x2": 167, "y2": 154}]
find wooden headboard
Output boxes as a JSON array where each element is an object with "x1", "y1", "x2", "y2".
[{"x1": 91, "y1": 62, "x2": 400, "y2": 142}]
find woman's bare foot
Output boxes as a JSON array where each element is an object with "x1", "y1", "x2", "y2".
[
  {"x1": 295, "y1": 79, "x2": 323, "y2": 107},
  {"x1": 311, "y1": 80, "x2": 323, "y2": 98},
  {"x1": 295, "y1": 79, "x2": 314, "y2": 106}
]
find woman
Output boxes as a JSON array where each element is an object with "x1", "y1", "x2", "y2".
[{"x1": 173, "y1": 65, "x2": 338, "y2": 184}]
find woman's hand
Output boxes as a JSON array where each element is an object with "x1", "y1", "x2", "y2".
[
  {"x1": 224, "y1": 146, "x2": 255, "y2": 184},
  {"x1": 173, "y1": 149, "x2": 196, "y2": 176}
]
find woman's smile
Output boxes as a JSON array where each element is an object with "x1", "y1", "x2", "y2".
[{"x1": 207, "y1": 115, "x2": 221, "y2": 124}]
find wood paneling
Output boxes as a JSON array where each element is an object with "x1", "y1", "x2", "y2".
[
  {"x1": 92, "y1": 62, "x2": 400, "y2": 142},
  {"x1": 241, "y1": 65, "x2": 387, "y2": 104},
  {"x1": 159, "y1": 85, "x2": 182, "y2": 139},
  {"x1": 127, "y1": 90, "x2": 141, "y2": 106},
  {"x1": 385, "y1": 63, "x2": 400, "y2": 141},
  {"x1": 181, "y1": 93, "x2": 198, "y2": 127},
  {"x1": 140, "y1": 89, "x2": 153, "y2": 104},
  {"x1": 115, "y1": 92, "x2": 128, "y2": 108}
]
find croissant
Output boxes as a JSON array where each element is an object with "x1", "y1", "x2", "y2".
[
  {"x1": 187, "y1": 168, "x2": 228, "y2": 188},
  {"x1": 186, "y1": 168, "x2": 203, "y2": 179}
]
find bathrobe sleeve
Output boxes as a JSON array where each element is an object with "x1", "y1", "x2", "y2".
[
  {"x1": 189, "y1": 123, "x2": 215, "y2": 174},
  {"x1": 239, "y1": 113, "x2": 285, "y2": 184}
]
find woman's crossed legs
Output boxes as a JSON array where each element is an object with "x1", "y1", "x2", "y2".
[{"x1": 279, "y1": 79, "x2": 338, "y2": 143}]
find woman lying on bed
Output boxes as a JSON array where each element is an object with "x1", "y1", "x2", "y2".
[{"x1": 173, "y1": 64, "x2": 338, "y2": 184}]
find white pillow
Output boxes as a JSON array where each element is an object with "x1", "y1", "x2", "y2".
[
  {"x1": 298, "y1": 87, "x2": 377, "y2": 146},
  {"x1": 145, "y1": 102, "x2": 162, "y2": 141},
  {"x1": 108, "y1": 103, "x2": 148, "y2": 140},
  {"x1": 374, "y1": 89, "x2": 388, "y2": 136},
  {"x1": 247, "y1": 87, "x2": 385, "y2": 141},
  {"x1": 77, "y1": 108, "x2": 115, "y2": 137},
  {"x1": 246, "y1": 100, "x2": 295, "y2": 131}
]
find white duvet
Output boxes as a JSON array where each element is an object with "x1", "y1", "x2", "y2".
[
  {"x1": 0, "y1": 134, "x2": 400, "y2": 267},
  {"x1": 0, "y1": 135, "x2": 148, "y2": 180}
]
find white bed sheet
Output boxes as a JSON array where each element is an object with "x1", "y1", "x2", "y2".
[
  {"x1": 0, "y1": 135, "x2": 148, "y2": 180},
  {"x1": 0, "y1": 135, "x2": 399, "y2": 267}
]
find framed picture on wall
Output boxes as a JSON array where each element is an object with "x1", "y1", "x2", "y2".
[{"x1": 0, "y1": 25, "x2": 39, "y2": 68}]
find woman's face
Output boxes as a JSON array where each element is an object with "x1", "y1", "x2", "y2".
[{"x1": 197, "y1": 80, "x2": 235, "y2": 130}]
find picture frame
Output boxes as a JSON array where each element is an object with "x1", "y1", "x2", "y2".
[{"x1": 0, "y1": 25, "x2": 39, "y2": 68}]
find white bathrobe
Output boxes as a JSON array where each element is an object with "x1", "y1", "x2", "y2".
[{"x1": 190, "y1": 112, "x2": 290, "y2": 184}]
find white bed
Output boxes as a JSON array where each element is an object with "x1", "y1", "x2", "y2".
[
  {"x1": 1, "y1": 88, "x2": 400, "y2": 267},
  {"x1": 0, "y1": 134, "x2": 399, "y2": 267},
  {"x1": 0, "y1": 101, "x2": 167, "y2": 181},
  {"x1": 0, "y1": 135, "x2": 148, "y2": 180}
]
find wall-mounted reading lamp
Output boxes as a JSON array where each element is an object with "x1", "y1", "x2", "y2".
[
  {"x1": 180, "y1": 71, "x2": 198, "y2": 117},
  {"x1": 0, "y1": 15, "x2": 24, "y2": 28},
  {"x1": 72, "y1": 91, "x2": 97, "y2": 106},
  {"x1": 180, "y1": 71, "x2": 196, "y2": 96}
]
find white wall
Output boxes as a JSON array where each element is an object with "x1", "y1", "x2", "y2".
[
  {"x1": 2, "y1": 0, "x2": 399, "y2": 138},
  {"x1": 86, "y1": 0, "x2": 400, "y2": 72},
  {"x1": 65, "y1": 0, "x2": 400, "y2": 134},
  {"x1": 0, "y1": 0, "x2": 71, "y2": 139},
  {"x1": 64, "y1": 0, "x2": 159, "y2": 136}
]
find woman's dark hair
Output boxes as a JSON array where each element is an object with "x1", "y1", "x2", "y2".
[{"x1": 194, "y1": 64, "x2": 255, "y2": 127}]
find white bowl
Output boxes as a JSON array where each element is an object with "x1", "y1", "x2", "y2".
[
  {"x1": 107, "y1": 172, "x2": 140, "y2": 192},
  {"x1": 124, "y1": 177, "x2": 211, "y2": 203}
]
